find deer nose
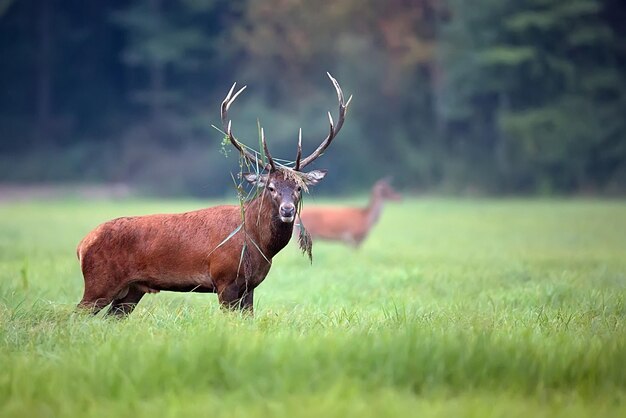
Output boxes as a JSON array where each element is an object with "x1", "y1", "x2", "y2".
[{"x1": 279, "y1": 203, "x2": 296, "y2": 220}]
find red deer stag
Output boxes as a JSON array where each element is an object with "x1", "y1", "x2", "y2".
[
  {"x1": 298, "y1": 178, "x2": 400, "y2": 248},
  {"x1": 76, "y1": 73, "x2": 351, "y2": 316}
]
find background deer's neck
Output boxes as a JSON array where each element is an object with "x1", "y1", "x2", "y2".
[{"x1": 365, "y1": 189, "x2": 385, "y2": 229}]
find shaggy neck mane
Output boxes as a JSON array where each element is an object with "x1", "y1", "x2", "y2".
[{"x1": 243, "y1": 190, "x2": 294, "y2": 259}]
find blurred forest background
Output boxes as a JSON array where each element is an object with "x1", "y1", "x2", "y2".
[{"x1": 0, "y1": 0, "x2": 625, "y2": 196}]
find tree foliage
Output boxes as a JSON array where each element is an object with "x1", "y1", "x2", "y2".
[
  {"x1": 0, "y1": 0, "x2": 624, "y2": 195},
  {"x1": 441, "y1": 0, "x2": 626, "y2": 192}
]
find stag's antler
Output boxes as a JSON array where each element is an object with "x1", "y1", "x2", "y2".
[
  {"x1": 222, "y1": 73, "x2": 350, "y2": 173},
  {"x1": 260, "y1": 128, "x2": 276, "y2": 171},
  {"x1": 294, "y1": 128, "x2": 303, "y2": 171},
  {"x1": 221, "y1": 83, "x2": 275, "y2": 170},
  {"x1": 296, "y1": 73, "x2": 352, "y2": 170}
]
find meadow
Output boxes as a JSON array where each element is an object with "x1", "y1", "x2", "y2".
[{"x1": 0, "y1": 197, "x2": 625, "y2": 417}]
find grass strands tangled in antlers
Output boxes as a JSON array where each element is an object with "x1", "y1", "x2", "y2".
[
  {"x1": 207, "y1": 125, "x2": 268, "y2": 277},
  {"x1": 215, "y1": 72, "x2": 352, "y2": 265},
  {"x1": 296, "y1": 199, "x2": 313, "y2": 263},
  {"x1": 213, "y1": 114, "x2": 315, "y2": 263}
]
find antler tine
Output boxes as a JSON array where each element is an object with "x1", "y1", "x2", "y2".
[
  {"x1": 261, "y1": 128, "x2": 276, "y2": 171},
  {"x1": 297, "y1": 73, "x2": 351, "y2": 170},
  {"x1": 220, "y1": 83, "x2": 269, "y2": 169},
  {"x1": 295, "y1": 128, "x2": 303, "y2": 170}
]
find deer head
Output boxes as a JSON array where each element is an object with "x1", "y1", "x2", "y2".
[
  {"x1": 374, "y1": 177, "x2": 402, "y2": 202},
  {"x1": 221, "y1": 73, "x2": 352, "y2": 224}
]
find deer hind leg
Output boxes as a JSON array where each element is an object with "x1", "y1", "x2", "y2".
[
  {"x1": 77, "y1": 278, "x2": 121, "y2": 315},
  {"x1": 107, "y1": 284, "x2": 145, "y2": 317}
]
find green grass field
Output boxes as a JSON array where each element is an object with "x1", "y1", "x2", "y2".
[{"x1": 1, "y1": 198, "x2": 625, "y2": 417}]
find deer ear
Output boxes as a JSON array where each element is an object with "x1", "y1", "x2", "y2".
[
  {"x1": 303, "y1": 169, "x2": 327, "y2": 186},
  {"x1": 243, "y1": 173, "x2": 268, "y2": 187}
]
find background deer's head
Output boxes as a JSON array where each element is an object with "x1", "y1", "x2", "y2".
[{"x1": 373, "y1": 177, "x2": 402, "y2": 203}]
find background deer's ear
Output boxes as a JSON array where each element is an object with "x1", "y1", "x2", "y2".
[
  {"x1": 303, "y1": 169, "x2": 327, "y2": 186},
  {"x1": 243, "y1": 173, "x2": 269, "y2": 187}
]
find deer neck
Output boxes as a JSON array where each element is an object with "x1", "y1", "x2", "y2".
[
  {"x1": 244, "y1": 192, "x2": 294, "y2": 259},
  {"x1": 365, "y1": 190, "x2": 385, "y2": 229}
]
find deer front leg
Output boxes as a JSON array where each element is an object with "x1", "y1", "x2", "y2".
[
  {"x1": 218, "y1": 282, "x2": 240, "y2": 311},
  {"x1": 240, "y1": 289, "x2": 254, "y2": 315},
  {"x1": 217, "y1": 282, "x2": 254, "y2": 314}
]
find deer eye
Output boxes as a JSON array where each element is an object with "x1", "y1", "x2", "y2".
[
  {"x1": 296, "y1": 186, "x2": 302, "y2": 192},
  {"x1": 267, "y1": 185, "x2": 276, "y2": 193}
]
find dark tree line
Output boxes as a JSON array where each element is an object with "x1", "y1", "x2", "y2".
[{"x1": 0, "y1": 0, "x2": 624, "y2": 195}]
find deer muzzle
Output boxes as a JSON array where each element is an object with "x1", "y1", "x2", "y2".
[{"x1": 279, "y1": 203, "x2": 296, "y2": 223}]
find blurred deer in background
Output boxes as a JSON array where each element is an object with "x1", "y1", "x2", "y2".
[
  {"x1": 76, "y1": 73, "x2": 351, "y2": 316},
  {"x1": 298, "y1": 178, "x2": 401, "y2": 248}
]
